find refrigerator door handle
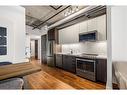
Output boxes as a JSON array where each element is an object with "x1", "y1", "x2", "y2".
[
  {"x1": 49, "y1": 41, "x2": 53, "y2": 56},
  {"x1": 49, "y1": 42, "x2": 51, "y2": 55}
]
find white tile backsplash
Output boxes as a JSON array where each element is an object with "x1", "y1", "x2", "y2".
[{"x1": 62, "y1": 41, "x2": 107, "y2": 55}]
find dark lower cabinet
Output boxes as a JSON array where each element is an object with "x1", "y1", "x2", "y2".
[
  {"x1": 63, "y1": 55, "x2": 76, "y2": 73},
  {"x1": 96, "y1": 59, "x2": 107, "y2": 82},
  {"x1": 62, "y1": 55, "x2": 68, "y2": 70},
  {"x1": 55, "y1": 54, "x2": 107, "y2": 83},
  {"x1": 55, "y1": 54, "x2": 63, "y2": 68}
]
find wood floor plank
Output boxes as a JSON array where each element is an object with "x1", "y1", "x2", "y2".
[{"x1": 25, "y1": 60, "x2": 106, "y2": 89}]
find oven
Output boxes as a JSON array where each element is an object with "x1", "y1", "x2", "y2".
[{"x1": 76, "y1": 58, "x2": 96, "y2": 81}]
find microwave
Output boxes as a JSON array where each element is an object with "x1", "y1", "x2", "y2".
[{"x1": 79, "y1": 30, "x2": 97, "y2": 42}]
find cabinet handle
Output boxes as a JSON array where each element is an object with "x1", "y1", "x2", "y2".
[
  {"x1": 72, "y1": 60, "x2": 75, "y2": 62},
  {"x1": 72, "y1": 63, "x2": 75, "y2": 65}
]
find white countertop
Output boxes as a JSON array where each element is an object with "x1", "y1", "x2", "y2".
[{"x1": 96, "y1": 55, "x2": 107, "y2": 59}]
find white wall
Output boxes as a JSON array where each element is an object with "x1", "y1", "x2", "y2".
[
  {"x1": 106, "y1": 6, "x2": 127, "y2": 89},
  {"x1": 111, "y1": 6, "x2": 127, "y2": 61},
  {"x1": 30, "y1": 40, "x2": 35, "y2": 57},
  {"x1": 62, "y1": 41, "x2": 107, "y2": 55},
  {"x1": 30, "y1": 35, "x2": 41, "y2": 39},
  {"x1": 0, "y1": 6, "x2": 26, "y2": 63},
  {"x1": 25, "y1": 35, "x2": 31, "y2": 59},
  {"x1": 106, "y1": 6, "x2": 112, "y2": 89}
]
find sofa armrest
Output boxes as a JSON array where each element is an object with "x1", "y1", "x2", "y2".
[{"x1": 0, "y1": 78, "x2": 24, "y2": 89}]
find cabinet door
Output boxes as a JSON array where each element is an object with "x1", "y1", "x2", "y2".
[
  {"x1": 63, "y1": 55, "x2": 76, "y2": 73},
  {"x1": 59, "y1": 24, "x2": 79, "y2": 44},
  {"x1": 59, "y1": 27, "x2": 70, "y2": 44},
  {"x1": 87, "y1": 17, "x2": 97, "y2": 31},
  {"x1": 59, "y1": 29, "x2": 64, "y2": 44},
  {"x1": 67, "y1": 56, "x2": 76, "y2": 73},
  {"x1": 62, "y1": 55, "x2": 68, "y2": 70},
  {"x1": 68, "y1": 24, "x2": 79, "y2": 43},
  {"x1": 55, "y1": 54, "x2": 62, "y2": 68},
  {"x1": 48, "y1": 28, "x2": 55, "y2": 41},
  {"x1": 97, "y1": 15, "x2": 106, "y2": 41},
  {"x1": 79, "y1": 21, "x2": 87, "y2": 33},
  {"x1": 96, "y1": 59, "x2": 107, "y2": 82},
  {"x1": 65, "y1": 26, "x2": 73, "y2": 44}
]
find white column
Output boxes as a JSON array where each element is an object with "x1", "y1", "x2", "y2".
[
  {"x1": 106, "y1": 6, "x2": 127, "y2": 89},
  {"x1": 106, "y1": 6, "x2": 112, "y2": 89}
]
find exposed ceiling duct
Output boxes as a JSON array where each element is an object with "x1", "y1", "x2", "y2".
[
  {"x1": 56, "y1": 6, "x2": 106, "y2": 29},
  {"x1": 24, "y1": 6, "x2": 86, "y2": 29},
  {"x1": 85, "y1": 6, "x2": 106, "y2": 18},
  {"x1": 48, "y1": 6, "x2": 98, "y2": 29},
  {"x1": 48, "y1": 6, "x2": 106, "y2": 29}
]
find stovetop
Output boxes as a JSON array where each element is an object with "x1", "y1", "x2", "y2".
[
  {"x1": 80, "y1": 53, "x2": 98, "y2": 56},
  {"x1": 76, "y1": 53, "x2": 98, "y2": 59}
]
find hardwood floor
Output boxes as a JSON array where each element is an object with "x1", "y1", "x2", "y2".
[{"x1": 25, "y1": 59, "x2": 106, "y2": 89}]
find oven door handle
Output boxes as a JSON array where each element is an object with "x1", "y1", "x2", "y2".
[{"x1": 76, "y1": 58, "x2": 96, "y2": 62}]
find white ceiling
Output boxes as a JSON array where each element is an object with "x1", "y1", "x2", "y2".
[{"x1": 23, "y1": 5, "x2": 86, "y2": 29}]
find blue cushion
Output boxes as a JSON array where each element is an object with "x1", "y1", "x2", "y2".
[{"x1": 0, "y1": 62, "x2": 12, "y2": 66}]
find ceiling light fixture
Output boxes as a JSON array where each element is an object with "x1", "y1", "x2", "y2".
[{"x1": 64, "y1": 6, "x2": 79, "y2": 17}]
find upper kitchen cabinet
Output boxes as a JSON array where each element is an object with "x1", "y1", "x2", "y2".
[
  {"x1": 58, "y1": 14, "x2": 106, "y2": 44},
  {"x1": 59, "y1": 28, "x2": 65, "y2": 44},
  {"x1": 96, "y1": 15, "x2": 106, "y2": 41},
  {"x1": 87, "y1": 15, "x2": 106, "y2": 41},
  {"x1": 48, "y1": 28, "x2": 59, "y2": 43},
  {"x1": 59, "y1": 27, "x2": 70, "y2": 44},
  {"x1": 87, "y1": 17, "x2": 98, "y2": 32},
  {"x1": 79, "y1": 21, "x2": 87, "y2": 33},
  {"x1": 68, "y1": 24, "x2": 79, "y2": 43},
  {"x1": 48, "y1": 28, "x2": 55, "y2": 41},
  {"x1": 59, "y1": 23, "x2": 79, "y2": 44},
  {"x1": 79, "y1": 15, "x2": 106, "y2": 41}
]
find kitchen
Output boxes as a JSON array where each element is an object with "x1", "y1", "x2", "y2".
[
  {"x1": 40, "y1": 5, "x2": 107, "y2": 85},
  {"x1": 0, "y1": 0, "x2": 127, "y2": 95},
  {"x1": 0, "y1": 5, "x2": 127, "y2": 90}
]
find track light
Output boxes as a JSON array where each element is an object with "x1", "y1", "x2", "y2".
[{"x1": 64, "y1": 6, "x2": 79, "y2": 17}]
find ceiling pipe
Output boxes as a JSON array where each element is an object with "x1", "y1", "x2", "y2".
[
  {"x1": 48, "y1": 6, "x2": 98, "y2": 30},
  {"x1": 33, "y1": 5, "x2": 71, "y2": 30}
]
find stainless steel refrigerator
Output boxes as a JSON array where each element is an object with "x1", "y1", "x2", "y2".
[{"x1": 47, "y1": 40, "x2": 55, "y2": 67}]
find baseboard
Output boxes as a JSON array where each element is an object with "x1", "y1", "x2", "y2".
[{"x1": 13, "y1": 59, "x2": 29, "y2": 64}]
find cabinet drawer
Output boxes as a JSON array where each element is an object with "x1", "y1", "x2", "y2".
[
  {"x1": 96, "y1": 59, "x2": 107, "y2": 82},
  {"x1": 63, "y1": 55, "x2": 76, "y2": 73}
]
